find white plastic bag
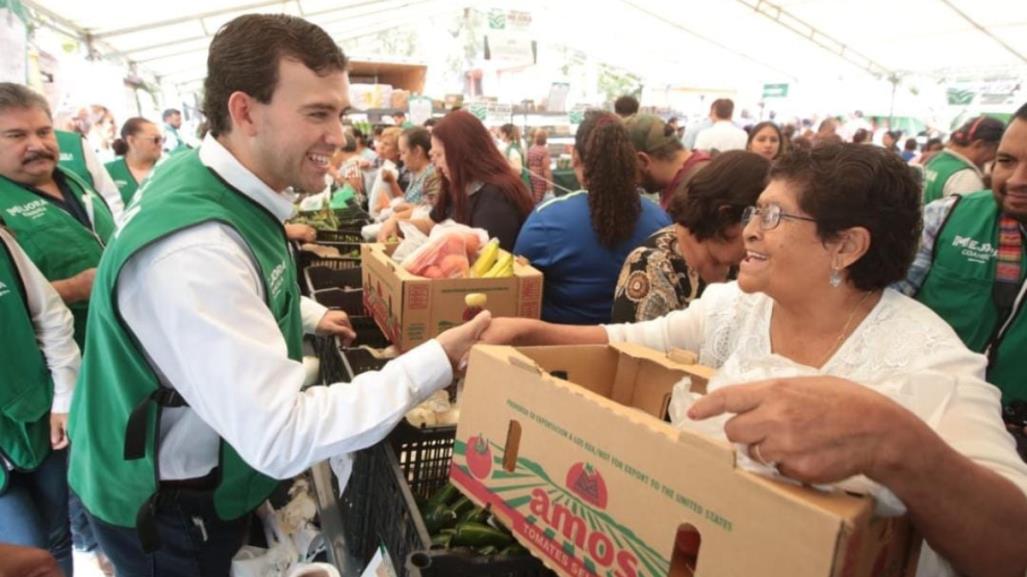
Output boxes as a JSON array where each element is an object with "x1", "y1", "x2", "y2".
[{"x1": 389, "y1": 219, "x2": 429, "y2": 263}]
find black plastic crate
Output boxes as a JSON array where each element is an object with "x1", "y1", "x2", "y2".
[
  {"x1": 341, "y1": 347, "x2": 390, "y2": 376},
  {"x1": 408, "y1": 549, "x2": 554, "y2": 577},
  {"x1": 311, "y1": 288, "x2": 365, "y2": 318},
  {"x1": 339, "y1": 422, "x2": 553, "y2": 577},
  {"x1": 306, "y1": 265, "x2": 363, "y2": 292},
  {"x1": 318, "y1": 227, "x2": 365, "y2": 244},
  {"x1": 297, "y1": 241, "x2": 361, "y2": 271}
]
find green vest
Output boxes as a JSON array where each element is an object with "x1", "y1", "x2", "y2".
[
  {"x1": 505, "y1": 143, "x2": 533, "y2": 191},
  {"x1": 0, "y1": 235, "x2": 54, "y2": 494},
  {"x1": 0, "y1": 169, "x2": 115, "y2": 348},
  {"x1": 922, "y1": 150, "x2": 976, "y2": 205},
  {"x1": 104, "y1": 157, "x2": 139, "y2": 206},
  {"x1": 56, "y1": 130, "x2": 93, "y2": 188},
  {"x1": 68, "y1": 150, "x2": 302, "y2": 532},
  {"x1": 916, "y1": 191, "x2": 1027, "y2": 404}
]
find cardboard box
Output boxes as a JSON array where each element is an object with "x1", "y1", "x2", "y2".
[
  {"x1": 361, "y1": 243, "x2": 543, "y2": 351},
  {"x1": 450, "y1": 344, "x2": 919, "y2": 577}
]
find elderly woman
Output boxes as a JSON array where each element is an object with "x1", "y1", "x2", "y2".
[
  {"x1": 481, "y1": 143, "x2": 1027, "y2": 577},
  {"x1": 612, "y1": 150, "x2": 768, "y2": 322}
]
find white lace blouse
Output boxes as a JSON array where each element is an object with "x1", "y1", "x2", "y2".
[{"x1": 603, "y1": 282, "x2": 1027, "y2": 577}]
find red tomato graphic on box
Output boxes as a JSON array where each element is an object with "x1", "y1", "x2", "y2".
[
  {"x1": 566, "y1": 462, "x2": 608, "y2": 509},
  {"x1": 466, "y1": 435, "x2": 493, "y2": 479}
]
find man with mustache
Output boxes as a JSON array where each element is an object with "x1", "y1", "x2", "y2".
[
  {"x1": 0, "y1": 83, "x2": 115, "y2": 351},
  {"x1": 900, "y1": 102, "x2": 1027, "y2": 454}
]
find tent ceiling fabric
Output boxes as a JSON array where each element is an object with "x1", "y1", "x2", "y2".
[{"x1": 22, "y1": 0, "x2": 1027, "y2": 86}]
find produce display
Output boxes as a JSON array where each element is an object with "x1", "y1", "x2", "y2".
[
  {"x1": 419, "y1": 482, "x2": 528, "y2": 558},
  {"x1": 289, "y1": 203, "x2": 341, "y2": 231},
  {"x1": 403, "y1": 234, "x2": 514, "y2": 280}
]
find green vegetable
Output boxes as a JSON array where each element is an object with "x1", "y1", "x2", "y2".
[
  {"x1": 431, "y1": 532, "x2": 453, "y2": 549},
  {"x1": 499, "y1": 543, "x2": 528, "y2": 557},
  {"x1": 450, "y1": 521, "x2": 514, "y2": 549},
  {"x1": 450, "y1": 496, "x2": 475, "y2": 519},
  {"x1": 422, "y1": 484, "x2": 459, "y2": 514},
  {"x1": 423, "y1": 505, "x2": 458, "y2": 534},
  {"x1": 477, "y1": 545, "x2": 499, "y2": 556},
  {"x1": 458, "y1": 506, "x2": 489, "y2": 525}
]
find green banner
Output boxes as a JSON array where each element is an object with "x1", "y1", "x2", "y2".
[
  {"x1": 947, "y1": 88, "x2": 975, "y2": 106},
  {"x1": 762, "y1": 83, "x2": 789, "y2": 98}
]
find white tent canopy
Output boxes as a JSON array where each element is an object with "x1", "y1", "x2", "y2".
[{"x1": 17, "y1": 0, "x2": 1027, "y2": 110}]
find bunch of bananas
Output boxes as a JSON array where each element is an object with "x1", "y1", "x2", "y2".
[{"x1": 469, "y1": 239, "x2": 514, "y2": 278}]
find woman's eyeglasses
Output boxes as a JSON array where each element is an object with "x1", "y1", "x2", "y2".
[{"x1": 742, "y1": 204, "x2": 817, "y2": 231}]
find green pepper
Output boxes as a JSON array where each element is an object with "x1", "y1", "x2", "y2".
[
  {"x1": 458, "y1": 506, "x2": 489, "y2": 525},
  {"x1": 450, "y1": 496, "x2": 476, "y2": 519},
  {"x1": 450, "y1": 521, "x2": 514, "y2": 549},
  {"x1": 499, "y1": 543, "x2": 528, "y2": 557},
  {"x1": 422, "y1": 484, "x2": 459, "y2": 515},
  {"x1": 477, "y1": 545, "x2": 499, "y2": 556},
  {"x1": 431, "y1": 532, "x2": 452, "y2": 549},
  {"x1": 423, "y1": 506, "x2": 458, "y2": 534}
]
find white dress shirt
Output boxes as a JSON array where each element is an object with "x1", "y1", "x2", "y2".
[
  {"x1": 117, "y1": 134, "x2": 454, "y2": 480},
  {"x1": 693, "y1": 120, "x2": 749, "y2": 153},
  {"x1": 603, "y1": 282, "x2": 1027, "y2": 577},
  {"x1": 0, "y1": 228, "x2": 80, "y2": 413},
  {"x1": 81, "y1": 140, "x2": 124, "y2": 221}
]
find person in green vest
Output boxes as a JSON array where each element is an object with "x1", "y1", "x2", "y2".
[
  {"x1": 105, "y1": 117, "x2": 163, "y2": 206},
  {"x1": 161, "y1": 108, "x2": 190, "y2": 155},
  {"x1": 67, "y1": 14, "x2": 490, "y2": 576},
  {"x1": 921, "y1": 115, "x2": 1005, "y2": 204},
  {"x1": 55, "y1": 128, "x2": 124, "y2": 220},
  {"x1": 0, "y1": 226, "x2": 80, "y2": 577},
  {"x1": 499, "y1": 122, "x2": 533, "y2": 191},
  {"x1": 899, "y1": 101, "x2": 1027, "y2": 456},
  {"x1": 0, "y1": 83, "x2": 116, "y2": 351}
]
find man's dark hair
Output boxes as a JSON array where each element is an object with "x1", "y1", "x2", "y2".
[
  {"x1": 713, "y1": 99, "x2": 735, "y2": 120},
  {"x1": 770, "y1": 143, "x2": 922, "y2": 291},
  {"x1": 203, "y1": 14, "x2": 348, "y2": 137},
  {"x1": 1016, "y1": 101, "x2": 1027, "y2": 121},
  {"x1": 669, "y1": 150, "x2": 769, "y2": 241},
  {"x1": 0, "y1": 83, "x2": 51, "y2": 118},
  {"x1": 614, "y1": 95, "x2": 640, "y2": 117},
  {"x1": 162, "y1": 108, "x2": 180, "y2": 121},
  {"x1": 903, "y1": 138, "x2": 918, "y2": 152},
  {"x1": 423, "y1": 117, "x2": 438, "y2": 128}
]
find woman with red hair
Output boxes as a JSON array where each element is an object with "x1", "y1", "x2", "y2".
[{"x1": 382, "y1": 110, "x2": 533, "y2": 250}]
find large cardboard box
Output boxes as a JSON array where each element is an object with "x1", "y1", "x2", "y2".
[
  {"x1": 450, "y1": 344, "x2": 919, "y2": 577},
  {"x1": 361, "y1": 243, "x2": 543, "y2": 351}
]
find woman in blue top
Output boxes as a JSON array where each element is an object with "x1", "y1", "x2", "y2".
[{"x1": 514, "y1": 110, "x2": 670, "y2": 324}]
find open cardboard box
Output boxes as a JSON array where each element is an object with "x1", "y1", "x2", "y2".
[
  {"x1": 449, "y1": 343, "x2": 919, "y2": 577},
  {"x1": 361, "y1": 243, "x2": 543, "y2": 351}
]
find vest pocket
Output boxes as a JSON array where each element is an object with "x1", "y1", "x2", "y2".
[{"x1": 0, "y1": 369, "x2": 53, "y2": 423}]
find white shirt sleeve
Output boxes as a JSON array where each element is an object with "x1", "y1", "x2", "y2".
[
  {"x1": 693, "y1": 129, "x2": 712, "y2": 152},
  {"x1": 300, "y1": 296, "x2": 328, "y2": 335},
  {"x1": 942, "y1": 168, "x2": 985, "y2": 198},
  {"x1": 603, "y1": 291, "x2": 709, "y2": 353},
  {"x1": 0, "y1": 229, "x2": 80, "y2": 413},
  {"x1": 118, "y1": 223, "x2": 454, "y2": 479},
  {"x1": 83, "y1": 143, "x2": 124, "y2": 220}
]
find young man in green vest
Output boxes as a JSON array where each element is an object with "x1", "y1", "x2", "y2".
[
  {"x1": 161, "y1": 108, "x2": 190, "y2": 155},
  {"x1": 921, "y1": 115, "x2": 1004, "y2": 204},
  {"x1": 68, "y1": 14, "x2": 490, "y2": 576},
  {"x1": 900, "y1": 102, "x2": 1027, "y2": 454},
  {"x1": 0, "y1": 226, "x2": 80, "y2": 577}
]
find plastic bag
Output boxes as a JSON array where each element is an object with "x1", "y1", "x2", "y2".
[
  {"x1": 402, "y1": 233, "x2": 469, "y2": 279},
  {"x1": 389, "y1": 219, "x2": 429, "y2": 263}
]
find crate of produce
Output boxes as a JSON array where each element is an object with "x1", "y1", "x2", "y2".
[
  {"x1": 337, "y1": 420, "x2": 554, "y2": 577},
  {"x1": 318, "y1": 225, "x2": 366, "y2": 244},
  {"x1": 306, "y1": 265, "x2": 363, "y2": 292},
  {"x1": 298, "y1": 241, "x2": 362, "y2": 271}
]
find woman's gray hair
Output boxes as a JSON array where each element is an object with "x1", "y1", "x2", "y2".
[{"x1": 0, "y1": 83, "x2": 52, "y2": 118}]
